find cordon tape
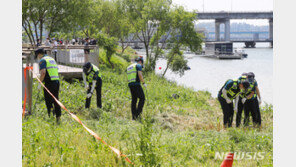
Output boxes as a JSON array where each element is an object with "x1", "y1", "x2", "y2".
[{"x1": 22, "y1": 67, "x2": 133, "y2": 165}]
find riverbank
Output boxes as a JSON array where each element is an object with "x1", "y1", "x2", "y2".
[{"x1": 22, "y1": 47, "x2": 273, "y2": 166}]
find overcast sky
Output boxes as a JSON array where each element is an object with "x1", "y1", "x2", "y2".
[{"x1": 172, "y1": 0, "x2": 273, "y2": 25}]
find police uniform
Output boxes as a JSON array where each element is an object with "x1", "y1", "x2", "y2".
[
  {"x1": 218, "y1": 79, "x2": 242, "y2": 127},
  {"x1": 39, "y1": 55, "x2": 61, "y2": 118},
  {"x1": 243, "y1": 79, "x2": 260, "y2": 126},
  {"x1": 127, "y1": 63, "x2": 145, "y2": 120},
  {"x1": 84, "y1": 63, "x2": 102, "y2": 108}
]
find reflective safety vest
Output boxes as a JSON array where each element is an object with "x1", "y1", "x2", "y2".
[
  {"x1": 127, "y1": 63, "x2": 137, "y2": 83},
  {"x1": 41, "y1": 56, "x2": 59, "y2": 81},
  {"x1": 86, "y1": 64, "x2": 101, "y2": 83},
  {"x1": 238, "y1": 75, "x2": 247, "y2": 83},
  {"x1": 221, "y1": 79, "x2": 240, "y2": 100},
  {"x1": 240, "y1": 80, "x2": 257, "y2": 98}
]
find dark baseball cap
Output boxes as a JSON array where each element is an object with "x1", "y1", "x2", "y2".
[
  {"x1": 34, "y1": 48, "x2": 45, "y2": 59},
  {"x1": 83, "y1": 62, "x2": 92, "y2": 73},
  {"x1": 241, "y1": 80, "x2": 250, "y2": 89},
  {"x1": 241, "y1": 72, "x2": 248, "y2": 76},
  {"x1": 135, "y1": 56, "x2": 144, "y2": 63},
  {"x1": 247, "y1": 72, "x2": 255, "y2": 79}
]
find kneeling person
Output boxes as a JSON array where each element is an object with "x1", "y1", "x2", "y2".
[{"x1": 83, "y1": 62, "x2": 102, "y2": 109}]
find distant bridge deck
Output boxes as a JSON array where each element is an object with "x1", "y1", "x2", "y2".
[
  {"x1": 196, "y1": 11, "x2": 273, "y2": 20},
  {"x1": 205, "y1": 39, "x2": 273, "y2": 43},
  {"x1": 121, "y1": 39, "x2": 273, "y2": 44}
]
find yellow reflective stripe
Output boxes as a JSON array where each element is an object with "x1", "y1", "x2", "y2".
[
  {"x1": 47, "y1": 66, "x2": 58, "y2": 69},
  {"x1": 51, "y1": 76, "x2": 59, "y2": 78},
  {"x1": 127, "y1": 71, "x2": 137, "y2": 74}
]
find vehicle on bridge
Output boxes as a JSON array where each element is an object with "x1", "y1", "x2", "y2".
[{"x1": 204, "y1": 42, "x2": 247, "y2": 59}]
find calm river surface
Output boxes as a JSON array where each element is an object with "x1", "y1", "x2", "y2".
[{"x1": 136, "y1": 43, "x2": 273, "y2": 104}]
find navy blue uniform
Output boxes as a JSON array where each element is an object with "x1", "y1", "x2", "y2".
[
  {"x1": 39, "y1": 55, "x2": 61, "y2": 118},
  {"x1": 128, "y1": 64, "x2": 145, "y2": 120}
]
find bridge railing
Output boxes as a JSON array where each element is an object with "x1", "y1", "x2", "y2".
[
  {"x1": 22, "y1": 44, "x2": 100, "y2": 71},
  {"x1": 205, "y1": 38, "x2": 272, "y2": 42}
]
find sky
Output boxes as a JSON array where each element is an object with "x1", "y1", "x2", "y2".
[{"x1": 172, "y1": 0, "x2": 273, "y2": 25}]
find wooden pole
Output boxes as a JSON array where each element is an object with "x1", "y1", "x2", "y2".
[
  {"x1": 25, "y1": 52, "x2": 33, "y2": 115},
  {"x1": 29, "y1": 52, "x2": 33, "y2": 114}
]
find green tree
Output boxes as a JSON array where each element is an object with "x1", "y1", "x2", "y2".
[
  {"x1": 123, "y1": 0, "x2": 203, "y2": 74},
  {"x1": 22, "y1": 0, "x2": 93, "y2": 44},
  {"x1": 112, "y1": 0, "x2": 135, "y2": 55},
  {"x1": 161, "y1": 6, "x2": 203, "y2": 76},
  {"x1": 123, "y1": 0, "x2": 172, "y2": 71},
  {"x1": 96, "y1": 33, "x2": 118, "y2": 69}
]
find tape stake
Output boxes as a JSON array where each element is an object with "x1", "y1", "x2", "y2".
[
  {"x1": 28, "y1": 69, "x2": 134, "y2": 165},
  {"x1": 23, "y1": 66, "x2": 33, "y2": 118}
]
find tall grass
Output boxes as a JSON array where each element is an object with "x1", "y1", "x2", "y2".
[{"x1": 23, "y1": 49, "x2": 273, "y2": 166}]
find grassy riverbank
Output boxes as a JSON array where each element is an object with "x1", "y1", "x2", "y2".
[{"x1": 22, "y1": 48, "x2": 273, "y2": 166}]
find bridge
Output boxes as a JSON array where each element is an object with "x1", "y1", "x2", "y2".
[{"x1": 196, "y1": 11, "x2": 273, "y2": 47}]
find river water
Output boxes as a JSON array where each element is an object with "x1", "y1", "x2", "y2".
[{"x1": 136, "y1": 43, "x2": 273, "y2": 104}]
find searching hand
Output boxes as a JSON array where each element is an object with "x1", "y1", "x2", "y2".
[
  {"x1": 242, "y1": 98, "x2": 247, "y2": 104},
  {"x1": 87, "y1": 93, "x2": 92, "y2": 98},
  {"x1": 226, "y1": 98, "x2": 232, "y2": 104},
  {"x1": 143, "y1": 83, "x2": 147, "y2": 88}
]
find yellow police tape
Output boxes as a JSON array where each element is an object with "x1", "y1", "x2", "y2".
[{"x1": 24, "y1": 68, "x2": 133, "y2": 165}]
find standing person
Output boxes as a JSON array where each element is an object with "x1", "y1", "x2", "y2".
[
  {"x1": 218, "y1": 77, "x2": 250, "y2": 128},
  {"x1": 91, "y1": 38, "x2": 97, "y2": 45},
  {"x1": 82, "y1": 62, "x2": 102, "y2": 109},
  {"x1": 52, "y1": 38, "x2": 58, "y2": 61},
  {"x1": 244, "y1": 72, "x2": 262, "y2": 127},
  {"x1": 72, "y1": 38, "x2": 76, "y2": 45},
  {"x1": 35, "y1": 48, "x2": 61, "y2": 123},
  {"x1": 127, "y1": 57, "x2": 147, "y2": 120},
  {"x1": 84, "y1": 38, "x2": 90, "y2": 54},
  {"x1": 45, "y1": 37, "x2": 51, "y2": 47},
  {"x1": 37, "y1": 39, "x2": 41, "y2": 47}
]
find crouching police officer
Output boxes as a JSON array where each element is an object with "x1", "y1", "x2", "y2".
[
  {"x1": 82, "y1": 62, "x2": 102, "y2": 109},
  {"x1": 218, "y1": 76, "x2": 250, "y2": 128},
  {"x1": 127, "y1": 57, "x2": 147, "y2": 120},
  {"x1": 244, "y1": 72, "x2": 262, "y2": 127},
  {"x1": 234, "y1": 73, "x2": 257, "y2": 127},
  {"x1": 35, "y1": 48, "x2": 61, "y2": 123}
]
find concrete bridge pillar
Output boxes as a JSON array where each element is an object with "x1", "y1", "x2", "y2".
[
  {"x1": 224, "y1": 19, "x2": 230, "y2": 41},
  {"x1": 269, "y1": 18, "x2": 273, "y2": 47},
  {"x1": 215, "y1": 18, "x2": 230, "y2": 41},
  {"x1": 215, "y1": 21, "x2": 220, "y2": 41},
  {"x1": 269, "y1": 18, "x2": 273, "y2": 40}
]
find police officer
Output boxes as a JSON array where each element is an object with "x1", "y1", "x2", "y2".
[
  {"x1": 244, "y1": 72, "x2": 262, "y2": 127},
  {"x1": 127, "y1": 57, "x2": 147, "y2": 120},
  {"x1": 82, "y1": 62, "x2": 102, "y2": 109},
  {"x1": 218, "y1": 77, "x2": 250, "y2": 128},
  {"x1": 35, "y1": 48, "x2": 61, "y2": 123},
  {"x1": 235, "y1": 73, "x2": 249, "y2": 127},
  {"x1": 234, "y1": 73, "x2": 258, "y2": 127}
]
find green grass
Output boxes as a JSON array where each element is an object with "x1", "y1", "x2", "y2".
[{"x1": 23, "y1": 49, "x2": 273, "y2": 166}]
